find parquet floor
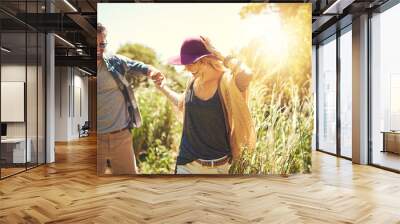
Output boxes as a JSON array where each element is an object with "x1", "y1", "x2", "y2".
[
  {"x1": 1, "y1": 167, "x2": 26, "y2": 178},
  {"x1": 0, "y1": 136, "x2": 399, "y2": 224}
]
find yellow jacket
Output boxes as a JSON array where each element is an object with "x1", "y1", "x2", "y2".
[{"x1": 180, "y1": 68, "x2": 256, "y2": 161}]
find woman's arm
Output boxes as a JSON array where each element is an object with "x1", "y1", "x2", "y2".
[
  {"x1": 224, "y1": 57, "x2": 253, "y2": 92},
  {"x1": 155, "y1": 83, "x2": 184, "y2": 111}
]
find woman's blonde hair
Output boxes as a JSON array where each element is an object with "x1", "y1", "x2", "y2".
[{"x1": 185, "y1": 56, "x2": 225, "y2": 76}]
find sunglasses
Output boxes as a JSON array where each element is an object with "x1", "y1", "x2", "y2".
[{"x1": 98, "y1": 42, "x2": 108, "y2": 49}]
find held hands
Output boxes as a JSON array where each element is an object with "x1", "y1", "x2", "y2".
[
  {"x1": 148, "y1": 67, "x2": 166, "y2": 88},
  {"x1": 148, "y1": 68, "x2": 180, "y2": 108}
]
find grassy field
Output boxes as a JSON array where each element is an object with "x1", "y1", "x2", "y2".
[{"x1": 128, "y1": 4, "x2": 312, "y2": 175}]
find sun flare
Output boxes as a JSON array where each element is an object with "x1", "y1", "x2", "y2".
[{"x1": 240, "y1": 9, "x2": 292, "y2": 72}]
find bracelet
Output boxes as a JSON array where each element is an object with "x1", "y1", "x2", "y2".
[
  {"x1": 224, "y1": 57, "x2": 242, "y2": 74},
  {"x1": 223, "y1": 55, "x2": 235, "y2": 68}
]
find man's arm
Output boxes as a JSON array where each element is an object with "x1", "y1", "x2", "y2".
[
  {"x1": 118, "y1": 54, "x2": 150, "y2": 77},
  {"x1": 118, "y1": 54, "x2": 165, "y2": 85}
]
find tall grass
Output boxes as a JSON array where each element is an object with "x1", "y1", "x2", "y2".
[
  {"x1": 228, "y1": 4, "x2": 313, "y2": 174},
  {"x1": 230, "y1": 79, "x2": 313, "y2": 175}
]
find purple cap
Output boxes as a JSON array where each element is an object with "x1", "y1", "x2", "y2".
[{"x1": 168, "y1": 36, "x2": 216, "y2": 65}]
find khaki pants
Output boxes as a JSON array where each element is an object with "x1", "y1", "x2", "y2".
[
  {"x1": 97, "y1": 129, "x2": 138, "y2": 175},
  {"x1": 176, "y1": 160, "x2": 230, "y2": 174}
]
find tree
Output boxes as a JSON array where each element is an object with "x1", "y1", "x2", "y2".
[{"x1": 117, "y1": 43, "x2": 159, "y2": 67}]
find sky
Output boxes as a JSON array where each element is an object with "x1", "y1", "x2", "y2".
[{"x1": 97, "y1": 3, "x2": 283, "y2": 64}]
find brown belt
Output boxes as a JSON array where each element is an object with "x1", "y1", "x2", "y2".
[
  {"x1": 107, "y1": 127, "x2": 129, "y2": 135},
  {"x1": 195, "y1": 156, "x2": 230, "y2": 167}
]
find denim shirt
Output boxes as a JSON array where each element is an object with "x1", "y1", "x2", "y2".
[{"x1": 102, "y1": 53, "x2": 149, "y2": 129}]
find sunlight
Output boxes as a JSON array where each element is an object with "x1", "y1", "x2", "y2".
[{"x1": 240, "y1": 9, "x2": 290, "y2": 71}]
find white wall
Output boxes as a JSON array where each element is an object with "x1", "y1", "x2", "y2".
[
  {"x1": 71, "y1": 73, "x2": 89, "y2": 138},
  {"x1": 55, "y1": 67, "x2": 89, "y2": 141},
  {"x1": 1, "y1": 66, "x2": 26, "y2": 138},
  {"x1": 55, "y1": 67, "x2": 69, "y2": 141},
  {"x1": 1, "y1": 64, "x2": 46, "y2": 164},
  {"x1": 1, "y1": 65, "x2": 32, "y2": 138}
]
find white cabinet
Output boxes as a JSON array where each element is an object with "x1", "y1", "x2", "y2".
[{"x1": 1, "y1": 138, "x2": 32, "y2": 163}]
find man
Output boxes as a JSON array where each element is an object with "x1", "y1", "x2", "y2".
[{"x1": 97, "y1": 23, "x2": 164, "y2": 175}]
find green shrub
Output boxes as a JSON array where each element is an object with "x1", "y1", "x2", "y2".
[
  {"x1": 132, "y1": 86, "x2": 182, "y2": 174},
  {"x1": 139, "y1": 140, "x2": 176, "y2": 174}
]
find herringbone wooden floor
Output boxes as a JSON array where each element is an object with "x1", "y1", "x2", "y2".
[{"x1": 0, "y1": 136, "x2": 399, "y2": 224}]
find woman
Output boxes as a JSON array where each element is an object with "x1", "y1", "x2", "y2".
[{"x1": 156, "y1": 36, "x2": 256, "y2": 174}]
